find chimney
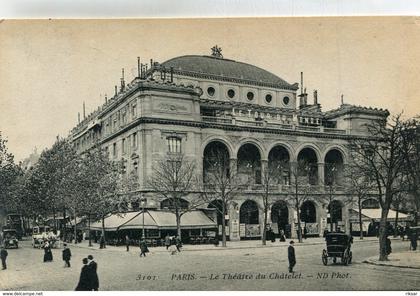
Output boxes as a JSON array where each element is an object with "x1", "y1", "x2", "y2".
[
  {"x1": 120, "y1": 68, "x2": 125, "y2": 91},
  {"x1": 78, "y1": 112, "x2": 80, "y2": 124},
  {"x1": 83, "y1": 102, "x2": 86, "y2": 119},
  {"x1": 298, "y1": 72, "x2": 307, "y2": 108},
  {"x1": 105, "y1": 94, "x2": 108, "y2": 103},
  {"x1": 313, "y1": 90, "x2": 318, "y2": 105},
  {"x1": 137, "y1": 57, "x2": 141, "y2": 78}
]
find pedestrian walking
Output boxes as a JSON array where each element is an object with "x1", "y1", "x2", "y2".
[
  {"x1": 175, "y1": 236, "x2": 182, "y2": 252},
  {"x1": 99, "y1": 234, "x2": 105, "y2": 249},
  {"x1": 87, "y1": 255, "x2": 99, "y2": 291},
  {"x1": 125, "y1": 235, "x2": 130, "y2": 252},
  {"x1": 43, "y1": 241, "x2": 53, "y2": 262},
  {"x1": 75, "y1": 258, "x2": 91, "y2": 291},
  {"x1": 62, "y1": 243, "x2": 72, "y2": 267},
  {"x1": 410, "y1": 230, "x2": 417, "y2": 251},
  {"x1": 385, "y1": 236, "x2": 392, "y2": 255},
  {"x1": 288, "y1": 240, "x2": 296, "y2": 273},
  {"x1": 165, "y1": 234, "x2": 171, "y2": 250},
  {"x1": 279, "y1": 229, "x2": 286, "y2": 242},
  {"x1": 1, "y1": 246, "x2": 8, "y2": 270},
  {"x1": 139, "y1": 239, "x2": 149, "y2": 257}
]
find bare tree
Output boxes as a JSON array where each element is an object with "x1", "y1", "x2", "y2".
[
  {"x1": 260, "y1": 160, "x2": 287, "y2": 245},
  {"x1": 287, "y1": 160, "x2": 313, "y2": 243},
  {"x1": 344, "y1": 163, "x2": 374, "y2": 239},
  {"x1": 201, "y1": 148, "x2": 244, "y2": 247},
  {"x1": 148, "y1": 153, "x2": 202, "y2": 239},
  {"x1": 349, "y1": 114, "x2": 405, "y2": 261},
  {"x1": 400, "y1": 117, "x2": 420, "y2": 226}
]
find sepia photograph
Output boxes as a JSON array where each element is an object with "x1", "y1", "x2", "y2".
[{"x1": 0, "y1": 13, "x2": 419, "y2": 292}]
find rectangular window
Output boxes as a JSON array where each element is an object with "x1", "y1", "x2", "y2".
[
  {"x1": 122, "y1": 138, "x2": 126, "y2": 154},
  {"x1": 167, "y1": 137, "x2": 181, "y2": 153},
  {"x1": 132, "y1": 132, "x2": 137, "y2": 148},
  {"x1": 132, "y1": 103, "x2": 137, "y2": 118},
  {"x1": 122, "y1": 111, "x2": 127, "y2": 125},
  {"x1": 113, "y1": 142, "x2": 117, "y2": 157}
]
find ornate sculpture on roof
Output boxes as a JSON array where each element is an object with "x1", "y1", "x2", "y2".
[{"x1": 211, "y1": 45, "x2": 223, "y2": 58}]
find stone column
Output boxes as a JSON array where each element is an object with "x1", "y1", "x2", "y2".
[
  {"x1": 230, "y1": 157, "x2": 238, "y2": 176},
  {"x1": 229, "y1": 202, "x2": 241, "y2": 241},
  {"x1": 318, "y1": 162, "x2": 325, "y2": 186},
  {"x1": 261, "y1": 159, "x2": 268, "y2": 184}
]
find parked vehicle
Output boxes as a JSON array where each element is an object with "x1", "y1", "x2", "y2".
[
  {"x1": 3, "y1": 229, "x2": 19, "y2": 249},
  {"x1": 322, "y1": 232, "x2": 353, "y2": 266},
  {"x1": 32, "y1": 226, "x2": 59, "y2": 248}
]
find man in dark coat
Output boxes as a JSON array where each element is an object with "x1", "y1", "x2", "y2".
[
  {"x1": 125, "y1": 235, "x2": 130, "y2": 252},
  {"x1": 175, "y1": 236, "x2": 182, "y2": 252},
  {"x1": 62, "y1": 243, "x2": 72, "y2": 267},
  {"x1": 75, "y1": 258, "x2": 90, "y2": 291},
  {"x1": 139, "y1": 240, "x2": 149, "y2": 257},
  {"x1": 288, "y1": 240, "x2": 296, "y2": 273},
  {"x1": 1, "y1": 246, "x2": 8, "y2": 270},
  {"x1": 87, "y1": 255, "x2": 99, "y2": 291},
  {"x1": 410, "y1": 230, "x2": 417, "y2": 251}
]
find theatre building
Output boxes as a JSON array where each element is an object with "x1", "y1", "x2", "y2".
[{"x1": 71, "y1": 47, "x2": 389, "y2": 241}]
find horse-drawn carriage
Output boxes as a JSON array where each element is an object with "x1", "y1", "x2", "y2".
[
  {"x1": 322, "y1": 232, "x2": 353, "y2": 266},
  {"x1": 32, "y1": 226, "x2": 59, "y2": 248}
]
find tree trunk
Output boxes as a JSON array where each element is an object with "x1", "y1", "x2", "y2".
[
  {"x1": 394, "y1": 205, "x2": 399, "y2": 237},
  {"x1": 101, "y1": 216, "x2": 106, "y2": 248},
  {"x1": 262, "y1": 199, "x2": 268, "y2": 246},
  {"x1": 378, "y1": 206, "x2": 390, "y2": 261},
  {"x1": 88, "y1": 214, "x2": 92, "y2": 247},
  {"x1": 74, "y1": 210, "x2": 77, "y2": 245},
  {"x1": 62, "y1": 206, "x2": 67, "y2": 242},
  {"x1": 175, "y1": 208, "x2": 181, "y2": 239},
  {"x1": 358, "y1": 198, "x2": 364, "y2": 240},
  {"x1": 221, "y1": 202, "x2": 227, "y2": 247},
  {"x1": 296, "y1": 201, "x2": 302, "y2": 243}
]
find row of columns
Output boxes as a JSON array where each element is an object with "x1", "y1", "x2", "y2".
[{"x1": 228, "y1": 157, "x2": 327, "y2": 186}]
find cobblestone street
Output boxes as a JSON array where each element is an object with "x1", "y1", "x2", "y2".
[{"x1": 0, "y1": 237, "x2": 418, "y2": 291}]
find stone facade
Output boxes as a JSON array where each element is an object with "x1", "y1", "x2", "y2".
[{"x1": 71, "y1": 52, "x2": 389, "y2": 240}]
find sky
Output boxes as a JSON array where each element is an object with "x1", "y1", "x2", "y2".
[{"x1": 1, "y1": 17, "x2": 420, "y2": 161}]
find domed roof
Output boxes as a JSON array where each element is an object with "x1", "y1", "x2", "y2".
[{"x1": 160, "y1": 55, "x2": 298, "y2": 90}]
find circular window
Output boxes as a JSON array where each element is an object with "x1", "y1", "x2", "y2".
[
  {"x1": 247, "y1": 92, "x2": 254, "y2": 101},
  {"x1": 265, "y1": 94, "x2": 273, "y2": 103},
  {"x1": 227, "y1": 89, "x2": 235, "y2": 99},
  {"x1": 283, "y1": 96, "x2": 290, "y2": 105},
  {"x1": 207, "y1": 87, "x2": 215, "y2": 96}
]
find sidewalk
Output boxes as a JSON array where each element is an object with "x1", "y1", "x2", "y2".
[
  {"x1": 67, "y1": 236, "x2": 379, "y2": 253},
  {"x1": 364, "y1": 250, "x2": 420, "y2": 269}
]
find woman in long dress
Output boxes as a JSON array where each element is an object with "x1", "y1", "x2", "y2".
[{"x1": 43, "y1": 241, "x2": 53, "y2": 262}]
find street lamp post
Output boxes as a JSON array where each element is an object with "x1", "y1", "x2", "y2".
[{"x1": 140, "y1": 195, "x2": 147, "y2": 240}]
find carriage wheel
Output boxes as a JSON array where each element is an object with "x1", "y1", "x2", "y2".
[
  {"x1": 322, "y1": 250, "x2": 328, "y2": 266},
  {"x1": 342, "y1": 250, "x2": 349, "y2": 266}
]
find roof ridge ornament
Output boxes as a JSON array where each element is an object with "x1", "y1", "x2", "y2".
[{"x1": 211, "y1": 45, "x2": 223, "y2": 58}]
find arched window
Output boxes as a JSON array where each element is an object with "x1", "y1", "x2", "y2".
[
  {"x1": 240, "y1": 200, "x2": 259, "y2": 224},
  {"x1": 160, "y1": 198, "x2": 189, "y2": 210},
  {"x1": 300, "y1": 201, "x2": 316, "y2": 223}
]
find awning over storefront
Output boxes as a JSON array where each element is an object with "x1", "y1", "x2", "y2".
[
  {"x1": 90, "y1": 210, "x2": 217, "y2": 231},
  {"x1": 118, "y1": 211, "x2": 159, "y2": 230},
  {"x1": 90, "y1": 212, "x2": 140, "y2": 231},
  {"x1": 121, "y1": 210, "x2": 217, "y2": 230},
  {"x1": 89, "y1": 210, "x2": 217, "y2": 231},
  {"x1": 349, "y1": 208, "x2": 410, "y2": 223}
]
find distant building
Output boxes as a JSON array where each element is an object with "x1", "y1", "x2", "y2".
[{"x1": 70, "y1": 48, "x2": 389, "y2": 240}]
